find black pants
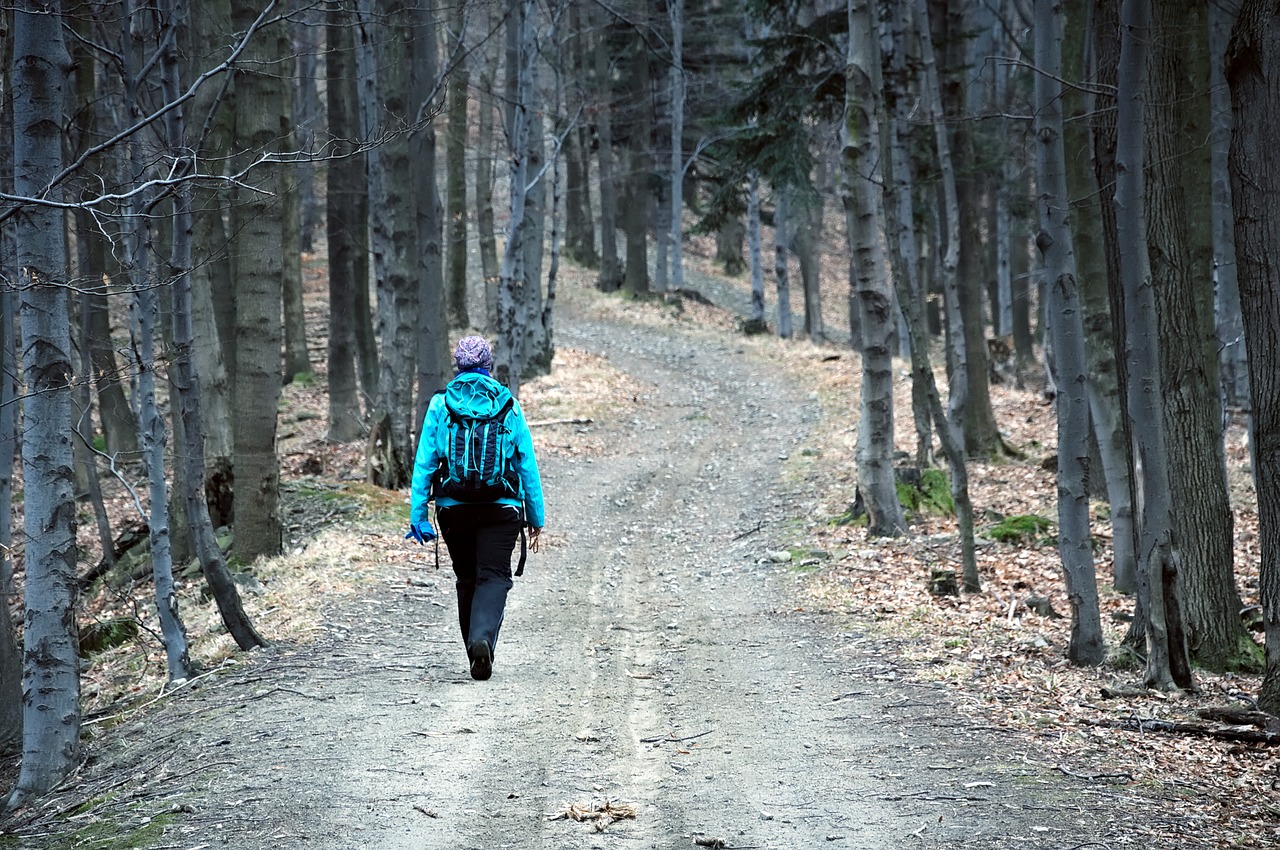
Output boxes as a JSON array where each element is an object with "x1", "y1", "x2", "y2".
[{"x1": 436, "y1": 504, "x2": 522, "y2": 654}]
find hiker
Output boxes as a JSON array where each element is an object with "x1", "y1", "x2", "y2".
[{"x1": 406, "y1": 336, "x2": 545, "y2": 680}]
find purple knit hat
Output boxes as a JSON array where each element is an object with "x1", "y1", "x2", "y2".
[{"x1": 454, "y1": 335, "x2": 494, "y2": 372}]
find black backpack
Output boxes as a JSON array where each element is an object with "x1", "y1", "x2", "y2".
[{"x1": 435, "y1": 397, "x2": 520, "y2": 502}]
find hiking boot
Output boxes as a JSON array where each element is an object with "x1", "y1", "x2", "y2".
[{"x1": 467, "y1": 640, "x2": 492, "y2": 681}]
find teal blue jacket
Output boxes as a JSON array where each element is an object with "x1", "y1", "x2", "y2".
[{"x1": 409, "y1": 372, "x2": 545, "y2": 529}]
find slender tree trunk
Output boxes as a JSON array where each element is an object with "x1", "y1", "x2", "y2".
[
  {"x1": 1227, "y1": 0, "x2": 1280, "y2": 713},
  {"x1": 358, "y1": 0, "x2": 418, "y2": 487},
  {"x1": 563, "y1": 4, "x2": 596, "y2": 267},
  {"x1": 747, "y1": 173, "x2": 766, "y2": 330},
  {"x1": 845, "y1": 0, "x2": 904, "y2": 538},
  {"x1": 121, "y1": 0, "x2": 192, "y2": 674},
  {"x1": 325, "y1": 7, "x2": 364, "y2": 443},
  {"x1": 475, "y1": 1, "x2": 502, "y2": 329},
  {"x1": 1064, "y1": 0, "x2": 1136, "y2": 594},
  {"x1": 184, "y1": 0, "x2": 235, "y2": 526},
  {"x1": 593, "y1": 2, "x2": 622, "y2": 293},
  {"x1": 445, "y1": 9, "x2": 470, "y2": 330},
  {"x1": 413, "y1": 0, "x2": 450, "y2": 422},
  {"x1": 1036, "y1": 0, "x2": 1104, "y2": 665},
  {"x1": 126, "y1": 222, "x2": 193, "y2": 682},
  {"x1": 886, "y1": 0, "x2": 933, "y2": 468},
  {"x1": 916, "y1": 0, "x2": 965, "y2": 453},
  {"x1": 292, "y1": 4, "x2": 322, "y2": 250},
  {"x1": 669, "y1": 0, "x2": 685, "y2": 292},
  {"x1": 773, "y1": 190, "x2": 793, "y2": 339},
  {"x1": 497, "y1": 0, "x2": 538, "y2": 397},
  {"x1": 282, "y1": 132, "x2": 311, "y2": 382},
  {"x1": 516, "y1": 4, "x2": 550, "y2": 379},
  {"x1": 1116, "y1": 0, "x2": 1192, "y2": 692},
  {"x1": 163, "y1": 0, "x2": 265, "y2": 649},
  {"x1": 231, "y1": 0, "x2": 286, "y2": 559},
  {"x1": 8, "y1": 3, "x2": 81, "y2": 805},
  {"x1": 1212, "y1": 1, "x2": 1249, "y2": 412}
]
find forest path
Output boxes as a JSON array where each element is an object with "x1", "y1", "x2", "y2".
[{"x1": 23, "y1": 293, "x2": 1126, "y2": 849}]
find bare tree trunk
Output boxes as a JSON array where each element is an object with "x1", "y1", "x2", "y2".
[
  {"x1": 1116, "y1": 0, "x2": 1191, "y2": 692},
  {"x1": 324, "y1": 6, "x2": 364, "y2": 443},
  {"x1": 1213, "y1": 1, "x2": 1249, "y2": 412},
  {"x1": 413, "y1": 0, "x2": 450, "y2": 420},
  {"x1": 163, "y1": 0, "x2": 265, "y2": 650},
  {"x1": 915, "y1": 0, "x2": 966, "y2": 454},
  {"x1": 1064, "y1": 0, "x2": 1136, "y2": 594},
  {"x1": 885, "y1": 0, "x2": 933, "y2": 468},
  {"x1": 746, "y1": 173, "x2": 766, "y2": 331},
  {"x1": 845, "y1": 0, "x2": 904, "y2": 538},
  {"x1": 1148, "y1": 0, "x2": 1247, "y2": 673},
  {"x1": 231, "y1": 0, "x2": 286, "y2": 559},
  {"x1": 184, "y1": 0, "x2": 235, "y2": 526},
  {"x1": 0, "y1": 287, "x2": 20, "y2": 755},
  {"x1": 773, "y1": 190, "x2": 793, "y2": 339},
  {"x1": 358, "y1": 0, "x2": 418, "y2": 487},
  {"x1": 282, "y1": 131, "x2": 311, "y2": 382},
  {"x1": 445, "y1": 7, "x2": 470, "y2": 330},
  {"x1": 1227, "y1": 0, "x2": 1280, "y2": 714},
  {"x1": 1035, "y1": 0, "x2": 1103, "y2": 665},
  {"x1": 497, "y1": 0, "x2": 538, "y2": 397},
  {"x1": 593, "y1": 2, "x2": 622, "y2": 292},
  {"x1": 8, "y1": 2, "x2": 81, "y2": 805},
  {"x1": 475, "y1": 1, "x2": 502, "y2": 329},
  {"x1": 563, "y1": 3, "x2": 596, "y2": 268},
  {"x1": 669, "y1": 0, "x2": 686, "y2": 292}
]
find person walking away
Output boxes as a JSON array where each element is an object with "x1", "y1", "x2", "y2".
[{"x1": 406, "y1": 336, "x2": 545, "y2": 680}]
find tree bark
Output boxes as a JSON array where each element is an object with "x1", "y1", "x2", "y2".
[
  {"x1": 747, "y1": 174, "x2": 765, "y2": 330},
  {"x1": 184, "y1": 0, "x2": 236, "y2": 526},
  {"x1": 8, "y1": 2, "x2": 81, "y2": 804},
  {"x1": 1212, "y1": 0, "x2": 1249, "y2": 412},
  {"x1": 1116, "y1": 0, "x2": 1192, "y2": 691},
  {"x1": 593, "y1": 3, "x2": 623, "y2": 293},
  {"x1": 1035, "y1": 0, "x2": 1104, "y2": 665},
  {"x1": 413, "y1": 0, "x2": 450, "y2": 420},
  {"x1": 163, "y1": 0, "x2": 266, "y2": 651},
  {"x1": 773, "y1": 190, "x2": 793, "y2": 339},
  {"x1": 669, "y1": 0, "x2": 686, "y2": 292},
  {"x1": 1227, "y1": 0, "x2": 1280, "y2": 714},
  {"x1": 1148, "y1": 0, "x2": 1248, "y2": 673},
  {"x1": 358, "y1": 0, "x2": 419, "y2": 487},
  {"x1": 0, "y1": 287, "x2": 20, "y2": 756},
  {"x1": 230, "y1": 0, "x2": 285, "y2": 559},
  {"x1": 916, "y1": 0, "x2": 966, "y2": 455},
  {"x1": 845, "y1": 0, "x2": 904, "y2": 538},
  {"x1": 324, "y1": 7, "x2": 364, "y2": 443},
  {"x1": 1065, "y1": 0, "x2": 1137, "y2": 594},
  {"x1": 445, "y1": 8, "x2": 470, "y2": 330},
  {"x1": 475, "y1": 1, "x2": 502, "y2": 329}
]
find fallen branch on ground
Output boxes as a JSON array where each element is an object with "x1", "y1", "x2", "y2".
[{"x1": 1083, "y1": 716, "x2": 1280, "y2": 745}]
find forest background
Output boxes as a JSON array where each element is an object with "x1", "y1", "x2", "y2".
[{"x1": 2, "y1": 0, "x2": 1280, "y2": 844}]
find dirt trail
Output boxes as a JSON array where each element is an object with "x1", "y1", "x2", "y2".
[{"x1": 17, "y1": 300, "x2": 1130, "y2": 849}]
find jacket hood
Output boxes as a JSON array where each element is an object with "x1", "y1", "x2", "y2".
[{"x1": 444, "y1": 371, "x2": 512, "y2": 419}]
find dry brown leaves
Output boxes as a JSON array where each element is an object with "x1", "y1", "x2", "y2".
[{"x1": 547, "y1": 797, "x2": 638, "y2": 832}]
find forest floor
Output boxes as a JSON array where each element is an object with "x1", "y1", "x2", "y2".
[{"x1": 0, "y1": 246, "x2": 1275, "y2": 849}]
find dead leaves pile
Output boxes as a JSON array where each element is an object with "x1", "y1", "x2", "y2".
[{"x1": 547, "y1": 797, "x2": 638, "y2": 832}]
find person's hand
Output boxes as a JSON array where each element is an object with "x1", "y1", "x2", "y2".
[
  {"x1": 528, "y1": 526, "x2": 542, "y2": 553},
  {"x1": 405, "y1": 520, "x2": 437, "y2": 545}
]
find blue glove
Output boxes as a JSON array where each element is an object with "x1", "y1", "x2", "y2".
[{"x1": 405, "y1": 520, "x2": 437, "y2": 545}]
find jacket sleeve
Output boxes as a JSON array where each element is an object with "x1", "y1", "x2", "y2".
[
  {"x1": 510, "y1": 400, "x2": 545, "y2": 528},
  {"x1": 410, "y1": 395, "x2": 445, "y2": 525}
]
